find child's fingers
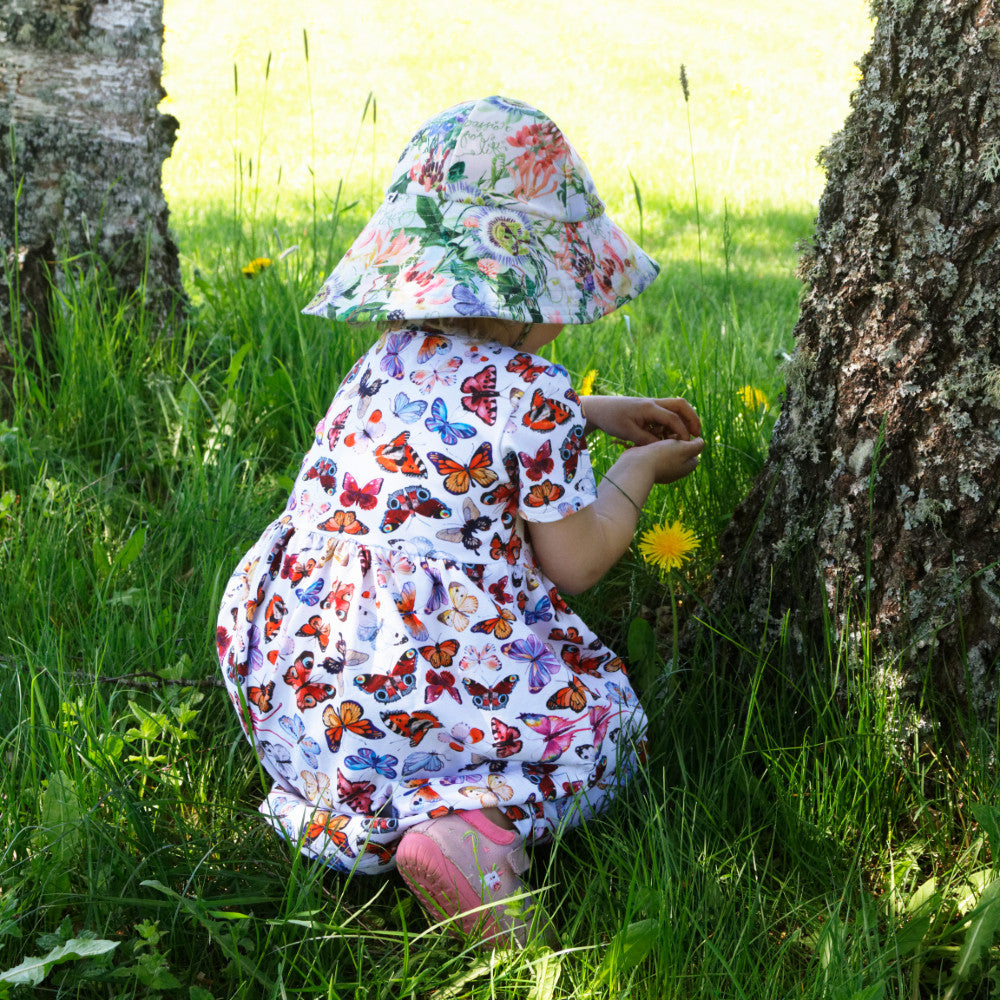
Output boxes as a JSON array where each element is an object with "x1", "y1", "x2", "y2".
[
  {"x1": 643, "y1": 404, "x2": 694, "y2": 441},
  {"x1": 652, "y1": 397, "x2": 701, "y2": 437}
]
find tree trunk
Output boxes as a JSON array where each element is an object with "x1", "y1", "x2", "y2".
[
  {"x1": 700, "y1": 0, "x2": 1000, "y2": 713},
  {"x1": 0, "y1": 0, "x2": 183, "y2": 352}
]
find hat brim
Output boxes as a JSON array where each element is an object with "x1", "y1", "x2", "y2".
[{"x1": 302, "y1": 192, "x2": 659, "y2": 327}]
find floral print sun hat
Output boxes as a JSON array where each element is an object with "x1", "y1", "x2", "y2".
[{"x1": 303, "y1": 96, "x2": 659, "y2": 326}]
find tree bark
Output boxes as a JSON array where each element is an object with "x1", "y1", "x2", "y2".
[
  {"x1": 701, "y1": 0, "x2": 1000, "y2": 713},
  {"x1": 0, "y1": 0, "x2": 183, "y2": 347}
]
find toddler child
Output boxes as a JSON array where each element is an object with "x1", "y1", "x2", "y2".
[{"x1": 216, "y1": 95, "x2": 703, "y2": 947}]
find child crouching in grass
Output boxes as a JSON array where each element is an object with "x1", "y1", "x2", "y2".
[{"x1": 216, "y1": 95, "x2": 702, "y2": 947}]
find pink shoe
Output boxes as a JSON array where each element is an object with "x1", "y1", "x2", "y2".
[{"x1": 396, "y1": 811, "x2": 536, "y2": 947}]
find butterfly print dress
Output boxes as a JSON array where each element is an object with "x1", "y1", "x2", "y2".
[{"x1": 216, "y1": 326, "x2": 648, "y2": 873}]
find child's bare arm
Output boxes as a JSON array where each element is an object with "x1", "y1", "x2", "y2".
[{"x1": 527, "y1": 436, "x2": 704, "y2": 594}]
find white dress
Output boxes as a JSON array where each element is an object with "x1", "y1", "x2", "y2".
[{"x1": 216, "y1": 325, "x2": 648, "y2": 873}]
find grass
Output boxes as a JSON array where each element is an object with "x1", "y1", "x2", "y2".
[{"x1": 5, "y1": 3, "x2": 1000, "y2": 998}]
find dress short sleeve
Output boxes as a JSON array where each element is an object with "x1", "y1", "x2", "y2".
[{"x1": 503, "y1": 361, "x2": 597, "y2": 524}]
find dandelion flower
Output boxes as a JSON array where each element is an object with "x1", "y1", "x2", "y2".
[
  {"x1": 638, "y1": 521, "x2": 699, "y2": 572},
  {"x1": 242, "y1": 257, "x2": 272, "y2": 278},
  {"x1": 579, "y1": 369, "x2": 598, "y2": 396},
  {"x1": 738, "y1": 384, "x2": 769, "y2": 411}
]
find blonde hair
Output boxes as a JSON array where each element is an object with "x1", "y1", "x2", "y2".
[{"x1": 381, "y1": 316, "x2": 530, "y2": 348}]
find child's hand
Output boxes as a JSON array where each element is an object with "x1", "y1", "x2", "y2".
[
  {"x1": 628, "y1": 435, "x2": 704, "y2": 485},
  {"x1": 582, "y1": 395, "x2": 701, "y2": 446}
]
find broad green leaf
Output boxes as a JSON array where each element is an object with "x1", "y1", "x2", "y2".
[
  {"x1": 527, "y1": 947, "x2": 562, "y2": 1000},
  {"x1": 595, "y1": 917, "x2": 658, "y2": 984},
  {"x1": 891, "y1": 910, "x2": 933, "y2": 958},
  {"x1": 0, "y1": 938, "x2": 118, "y2": 986},
  {"x1": 846, "y1": 985, "x2": 884, "y2": 1000},
  {"x1": 947, "y1": 875, "x2": 1000, "y2": 994},
  {"x1": 627, "y1": 617, "x2": 658, "y2": 668},
  {"x1": 114, "y1": 526, "x2": 146, "y2": 571}
]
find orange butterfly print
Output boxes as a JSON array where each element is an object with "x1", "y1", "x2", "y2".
[
  {"x1": 281, "y1": 554, "x2": 317, "y2": 583},
  {"x1": 560, "y1": 644, "x2": 613, "y2": 677},
  {"x1": 317, "y1": 510, "x2": 370, "y2": 535},
  {"x1": 417, "y1": 333, "x2": 450, "y2": 363},
  {"x1": 264, "y1": 595, "x2": 287, "y2": 640},
  {"x1": 394, "y1": 582, "x2": 428, "y2": 641},
  {"x1": 419, "y1": 639, "x2": 460, "y2": 668},
  {"x1": 380, "y1": 708, "x2": 442, "y2": 747},
  {"x1": 364, "y1": 842, "x2": 394, "y2": 866},
  {"x1": 522, "y1": 389, "x2": 571, "y2": 431},
  {"x1": 489, "y1": 532, "x2": 522, "y2": 565},
  {"x1": 296, "y1": 615, "x2": 332, "y2": 651},
  {"x1": 247, "y1": 681, "x2": 275, "y2": 713},
  {"x1": 244, "y1": 580, "x2": 266, "y2": 622},
  {"x1": 471, "y1": 602, "x2": 516, "y2": 640},
  {"x1": 304, "y1": 810, "x2": 354, "y2": 854},
  {"x1": 321, "y1": 580, "x2": 355, "y2": 621},
  {"x1": 375, "y1": 431, "x2": 427, "y2": 477},
  {"x1": 545, "y1": 675, "x2": 595, "y2": 713},
  {"x1": 524, "y1": 480, "x2": 565, "y2": 508},
  {"x1": 322, "y1": 700, "x2": 386, "y2": 753},
  {"x1": 427, "y1": 442, "x2": 498, "y2": 494}
]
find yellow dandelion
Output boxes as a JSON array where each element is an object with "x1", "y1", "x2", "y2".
[
  {"x1": 638, "y1": 521, "x2": 699, "y2": 572},
  {"x1": 738, "y1": 384, "x2": 769, "y2": 411},
  {"x1": 241, "y1": 257, "x2": 272, "y2": 278},
  {"x1": 579, "y1": 369, "x2": 598, "y2": 396}
]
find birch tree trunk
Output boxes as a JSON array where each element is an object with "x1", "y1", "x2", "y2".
[
  {"x1": 701, "y1": 0, "x2": 1000, "y2": 714},
  {"x1": 0, "y1": 0, "x2": 182, "y2": 352}
]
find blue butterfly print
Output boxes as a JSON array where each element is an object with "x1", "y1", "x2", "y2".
[
  {"x1": 425, "y1": 397, "x2": 476, "y2": 446},
  {"x1": 278, "y1": 714, "x2": 322, "y2": 768},
  {"x1": 357, "y1": 618, "x2": 384, "y2": 645},
  {"x1": 393, "y1": 391, "x2": 428, "y2": 424},
  {"x1": 345, "y1": 747, "x2": 399, "y2": 778},
  {"x1": 523, "y1": 594, "x2": 553, "y2": 625},
  {"x1": 380, "y1": 332, "x2": 413, "y2": 379},
  {"x1": 402, "y1": 750, "x2": 445, "y2": 776},
  {"x1": 295, "y1": 577, "x2": 325, "y2": 607},
  {"x1": 605, "y1": 681, "x2": 637, "y2": 707}
]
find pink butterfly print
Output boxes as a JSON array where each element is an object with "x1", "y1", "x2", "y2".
[
  {"x1": 340, "y1": 472, "x2": 383, "y2": 510},
  {"x1": 424, "y1": 668, "x2": 462, "y2": 705},
  {"x1": 518, "y1": 439, "x2": 554, "y2": 482},
  {"x1": 460, "y1": 364, "x2": 499, "y2": 425},
  {"x1": 517, "y1": 712, "x2": 591, "y2": 762},
  {"x1": 326, "y1": 407, "x2": 350, "y2": 449},
  {"x1": 410, "y1": 357, "x2": 462, "y2": 394},
  {"x1": 337, "y1": 769, "x2": 376, "y2": 814}
]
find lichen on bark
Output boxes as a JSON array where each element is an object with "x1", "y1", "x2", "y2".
[
  {"x1": 699, "y1": 0, "x2": 1000, "y2": 715},
  {"x1": 0, "y1": 0, "x2": 183, "y2": 339}
]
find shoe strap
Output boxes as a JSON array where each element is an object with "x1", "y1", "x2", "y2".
[{"x1": 461, "y1": 809, "x2": 518, "y2": 845}]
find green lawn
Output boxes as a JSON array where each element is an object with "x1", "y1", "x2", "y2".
[{"x1": 6, "y1": 4, "x2": 999, "y2": 999}]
